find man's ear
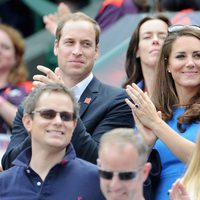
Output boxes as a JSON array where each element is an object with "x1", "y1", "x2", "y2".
[
  {"x1": 142, "y1": 162, "x2": 152, "y2": 182},
  {"x1": 22, "y1": 113, "x2": 32, "y2": 133},
  {"x1": 54, "y1": 39, "x2": 59, "y2": 56},
  {"x1": 94, "y1": 44, "x2": 99, "y2": 60},
  {"x1": 73, "y1": 119, "x2": 77, "y2": 130},
  {"x1": 96, "y1": 158, "x2": 100, "y2": 166}
]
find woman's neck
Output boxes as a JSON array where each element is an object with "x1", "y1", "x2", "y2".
[
  {"x1": 0, "y1": 70, "x2": 9, "y2": 88},
  {"x1": 141, "y1": 66, "x2": 155, "y2": 97},
  {"x1": 177, "y1": 86, "x2": 199, "y2": 105}
]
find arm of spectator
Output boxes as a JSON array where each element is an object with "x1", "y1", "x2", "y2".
[
  {"x1": 43, "y1": 2, "x2": 71, "y2": 36},
  {"x1": 169, "y1": 179, "x2": 191, "y2": 200},
  {"x1": 125, "y1": 83, "x2": 195, "y2": 164},
  {"x1": 0, "y1": 96, "x2": 17, "y2": 127}
]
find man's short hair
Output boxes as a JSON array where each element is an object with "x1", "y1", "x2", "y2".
[
  {"x1": 23, "y1": 83, "x2": 79, "y2": 118},
  {"x1": 55, "y1": 12, "x2": 101, "y2": 46},
  {"x1": 99, "y1": 128, "x2": 149, "y2": 165}
]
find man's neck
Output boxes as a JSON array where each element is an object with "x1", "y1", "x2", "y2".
[
  {"x1": 30, "y1": 147, "x2": 66, "y2": 181},
  {"x1": 60, "y1": 70, "x2": 92, "y2": 88}
]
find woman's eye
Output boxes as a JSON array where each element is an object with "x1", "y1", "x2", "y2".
[
  {"x1": 194, "y1": 53, "x2": 200, "y2": 58},
  {"x1": 176, "y1": 54, "x2": 185, "y2": 59}
]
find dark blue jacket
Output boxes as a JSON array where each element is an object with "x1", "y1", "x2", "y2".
[{"x1": 0, "y1": 144, "x2": 105, "y2": 200}]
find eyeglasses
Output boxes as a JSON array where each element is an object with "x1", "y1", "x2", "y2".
[
  {"x1": 31, "y1": 109, "x2": 76, "y2": 122},
  {"x1": 168, "y1": 25, "x2": 200, "y2": 33},
  {"x1": 99, "y1": 169, "x2": 139, "y2": 181}
]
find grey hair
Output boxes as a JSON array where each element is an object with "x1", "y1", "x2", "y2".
[
  {"x1": 22, "y1": 83, "x2": 79, "y2": 118},
  {"x1": 99, "y1": 128, "x2": 149, "y2": 165}
]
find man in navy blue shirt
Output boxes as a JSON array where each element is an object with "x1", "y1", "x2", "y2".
[{"x1": 0, "y1": 83, "x2": 105, "y2": 200}]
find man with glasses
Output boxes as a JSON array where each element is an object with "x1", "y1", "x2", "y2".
[
  {"x1": 98, "y1": 128, "x2": 151, "y2": 200},
  {"x1": 0, "y1": 83, "x2": 105, "y2": 200}
]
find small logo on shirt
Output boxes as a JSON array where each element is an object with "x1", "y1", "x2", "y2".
[{"x1": 84, "y1": 97, "x2": 92, "y2": 104}]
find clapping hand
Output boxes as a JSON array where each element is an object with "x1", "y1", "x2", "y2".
[
  {"x1": 33, "y1": 65, "x2": 63, "y2": 88},
  {"x1": 125, "y1": 83, "x2": 162, "y2": 130}
]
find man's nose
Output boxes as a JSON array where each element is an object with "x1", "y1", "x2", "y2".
[
  {"x1": 72, "y1": 44, "x2": 82, "y2": 56},
  {"x1": 109, "y1": 175, "x2": 122, "y2": 190},
  {"x1": 53, "y1": 113, "x2": 63, "y2": 123}
]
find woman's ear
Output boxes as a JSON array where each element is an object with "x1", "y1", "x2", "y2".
[{"x1": 167, "y1": 66, "x2": 171, "y2": 73}]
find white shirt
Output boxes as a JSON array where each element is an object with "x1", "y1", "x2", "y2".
[{"x1": 71, "y1": 73, "x2": 93, "y2": 101}]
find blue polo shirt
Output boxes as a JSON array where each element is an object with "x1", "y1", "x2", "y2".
[{"x1": 0, "y1": 144, "x2": 105, "y2": 200}]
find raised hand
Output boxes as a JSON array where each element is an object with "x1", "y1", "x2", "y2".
[
  {"x1": 33, "y1": 65, "x2": 63, "y2": 88},
  {"x1": 132, "y1": 110, "x2": 157, "y2": 148},
  {"x1": 43, "y1": 2, "x2": 71, "y2": 35},
  {"x1": 125, "y1": 83, "x2": 162, "y2": 130}
]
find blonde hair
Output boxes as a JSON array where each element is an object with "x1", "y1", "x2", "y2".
[{"x1": 183, "y1": 133, "x2": 200, "y2": 199}]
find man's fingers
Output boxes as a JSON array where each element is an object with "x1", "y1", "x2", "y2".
[
  {"x1": 33, "y1": 75, "x2": 50, "y2": 83},
  {"x1": 32, "y1": 81, "x2": 45, "y2": 88}
]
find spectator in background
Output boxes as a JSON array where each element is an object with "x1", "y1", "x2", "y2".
[
  {"x1": 125, "y1": 26, "x2": 200, "y2": 200},
  {"x1": 95, "y1": 0, "x2": 150, "y2": 31},
  {"x1": 0, "y1": 83, "x2": 105, "y2": 200},
  {"x1": 98, "y1": 128, "x2": 151, "y2": 200},
  {"x1": 43, "y1": 0, "x2": 151, "y2": 34},
  {"x1": 0, "y1": 24, "x2": 32, "y2": 134},
  {"x1": 122, "y1": 15, "x2": 171, "y2": 96},
  {"x1": 169, "y1": 133, "x2": 200, "y2": 200}
]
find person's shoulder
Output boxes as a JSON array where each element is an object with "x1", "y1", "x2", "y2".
[
  {"x1": 0, "y1": 166, "x2": 19, "y2": 179},
  {"x1": 74, "y1": 158, "x2": 98, "y2": 172},
  {"x1": 76, "y1": 157, "x2": 98, "y2": 167}
]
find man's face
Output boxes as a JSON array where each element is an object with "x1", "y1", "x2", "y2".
[
  {"x1": 54, "y1": 20, "x2": 99, "y2": 82},
  {"x1": 99, "y1": 144, "x2": 150, "y2": 200},
  {"x1": 23, "y1": 91, "x2": 76, "y2": 151}
]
